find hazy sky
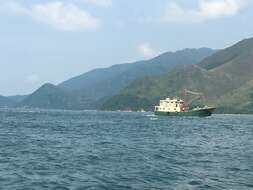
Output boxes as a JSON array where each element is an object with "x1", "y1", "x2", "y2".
[{"x1": 1, "y1": 0, "x2": 253, "y2": 95}]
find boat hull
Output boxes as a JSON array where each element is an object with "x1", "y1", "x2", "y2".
[{"x1": 154, "y1": 107, "x2": 215, "y2": 117}]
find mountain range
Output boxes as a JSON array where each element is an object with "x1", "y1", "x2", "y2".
[
  {"x1": 102, "y1": 38, "x2": 253, "y2": 113},
  {"x1": 1, "y1": 37, "x2": 253, "y2": 114},
  {"x1": 17, "y1": 83, "x2": 80, "y2": 109},
  {"x1": 58, "y1": 48, "x2": 214, "y2": 108},
  {"x1": 0, "y1": 48, "x2": 214, "y2": 109},
  {"x1": 0, "y1": 96, "x2": 14, "y2": 107}
]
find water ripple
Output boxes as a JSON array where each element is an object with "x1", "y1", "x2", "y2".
[{"x1": 0, "y1": 109, "x2": 252, "y2": 189}]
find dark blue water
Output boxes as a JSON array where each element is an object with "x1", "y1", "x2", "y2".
[{"x1": 0, "y1": 109, "x2": 252, "y2": 190}]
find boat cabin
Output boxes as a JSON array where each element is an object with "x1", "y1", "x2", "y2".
[{"x1": 155, "y1": 98, "x2": 188, "y2": 112}]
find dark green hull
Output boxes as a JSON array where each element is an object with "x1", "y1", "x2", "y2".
[{"x1": 154, "y1": 107, "x2": 216, "y2": 117}]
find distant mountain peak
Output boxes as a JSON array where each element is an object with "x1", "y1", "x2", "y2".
[
  {"x1": 18, "y1": 47, "x2": 216, "y2": 110},
  {"x1": 58, "y1": 47, "x2": 215, "y2": 109},
  {"x1": 18, "y1": 83, "x2": 79, "y2": 109},
  {"x1": 200, "y1": 37, "x2": 253, "y2": 70},
  {"x1": 39, "y1": 83, "x2": 57, "y2": 89},
  {"x1": 0, "y1": 95, "x2": 14, "y2": 107},
  {"x1": 103, "y1": 37, "x2": 253, "y2": 113}
]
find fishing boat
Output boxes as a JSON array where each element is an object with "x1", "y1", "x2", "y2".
[{"x1": 154, "y1": 90, "x2": 215, "y2": 117}]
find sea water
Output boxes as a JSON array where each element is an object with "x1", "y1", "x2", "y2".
[{"x1": 0, "y1": 109, "x2": 252, "y2": 190}]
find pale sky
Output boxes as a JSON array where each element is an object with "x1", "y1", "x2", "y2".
[{"x1": 0, "y1": 0, "x2": 253, "y2": 95}]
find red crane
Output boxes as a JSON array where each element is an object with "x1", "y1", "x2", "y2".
[{"x1": 182, "y1": 89, "x2": 206, "y2": 109}]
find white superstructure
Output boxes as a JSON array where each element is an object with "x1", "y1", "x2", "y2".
[{"x1": 155, "y1": 98, "x2": 187, "y2": 112}]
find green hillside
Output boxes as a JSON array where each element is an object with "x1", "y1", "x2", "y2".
[
  {"x1": 7, "y1": 95, "x2": 28, "y2": 103},
  {"x1": 101, "y1": 94, "x2": 152, "y2": 111},
  {"x1": 102, "y1": 38, "x2": 253, "y2": 113},
  {"x1": 0, "y1": 96, "x2": 14, "y2": 107},
  {"x1": 18, "y1": 83, "x2": 80, "y2": 110},
  {"x1": 215, "y1": 79, "x2": 253, "y2": 113},
  {"x1": 59, "y1": 48, "x2": 215, "y2": 107},
  {"x1": 18, "y1": 49, "x2": 214, "y2": 110}
]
